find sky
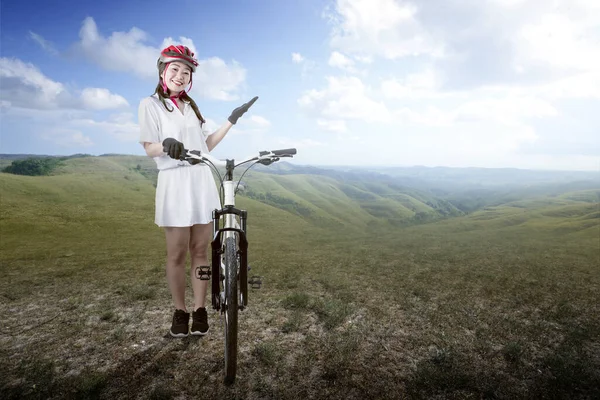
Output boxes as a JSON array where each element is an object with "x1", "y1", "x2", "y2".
[{"x1": 0, "y1": 0, "x2": 599, "y2": 171}]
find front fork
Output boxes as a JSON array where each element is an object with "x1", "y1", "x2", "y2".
[{"x1": 210, "y1": 206, "x2": 248, "y2": 312}]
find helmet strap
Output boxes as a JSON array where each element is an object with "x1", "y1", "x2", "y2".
[
  {"x1": 161, "y1": 63, "x2": 169, "y2": 95},
  {"x1": 186, "y1": 75, "x2": 193, "y2": 96}
]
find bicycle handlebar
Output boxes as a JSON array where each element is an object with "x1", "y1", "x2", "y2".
[
  {"x1": 180, "y1": 147, "x2": 297, "y2": 168},
  {"x1": 175, "y1": 146, "x2": 297, "y2": 213}
]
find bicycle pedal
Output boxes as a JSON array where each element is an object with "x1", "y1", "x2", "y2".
[
  {"x1": 249, "y1": 275, "x2": 262, "y2": 289},
  {"x1": 196, "y1": 266, "x2": 211, "y2": 280}
]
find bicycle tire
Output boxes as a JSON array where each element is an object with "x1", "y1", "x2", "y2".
[{"x1": 223, "y1": 236, "x2": 239, "y2": 385}]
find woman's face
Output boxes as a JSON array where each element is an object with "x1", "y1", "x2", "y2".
[{"x1": 163, "y1": 62, "x2": 191, "y2": 94}]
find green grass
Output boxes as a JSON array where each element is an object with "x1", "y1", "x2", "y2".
[{"x1": 1, "y1": 155, "x2": 599, "y2": 399}]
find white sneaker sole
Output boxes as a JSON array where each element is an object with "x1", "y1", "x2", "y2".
[{"x1": 190, "y1": 328, "x2": 209, "y2": 336}]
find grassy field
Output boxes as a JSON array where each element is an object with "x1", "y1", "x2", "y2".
[{"x1": 0, "y1": 156, "x2": 599, "y2": 399}]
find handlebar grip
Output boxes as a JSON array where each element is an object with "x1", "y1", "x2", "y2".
[
  {"x1": 271, "y1": 148, "x2": 297, "y2": 156},
  {"x1": 179, "y1": 149, "x2": 202, "y2": 160}
]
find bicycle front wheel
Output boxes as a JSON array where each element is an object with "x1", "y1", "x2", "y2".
[{"x1": 223, "y1": 236, "x2": 239, "y2": 385}]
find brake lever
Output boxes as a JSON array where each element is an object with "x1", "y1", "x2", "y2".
[{"x1": 179, "y1": 149, "x2": 203, "y2": 163}]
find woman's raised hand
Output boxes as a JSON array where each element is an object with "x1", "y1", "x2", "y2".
[{"x1": 228, "y1": 96, "x2": 258, "y2": 125}]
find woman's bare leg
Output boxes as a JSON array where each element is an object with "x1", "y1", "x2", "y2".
[
  {"x1": 164, "y1": 227, "x2": 191, "y2": 311},
  {"x1": 189, "y1": 222, "x2": 213, "y2": 310}
]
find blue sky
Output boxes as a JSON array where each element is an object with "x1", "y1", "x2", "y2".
[{"x1": 1, "y1": 0, "x2": 599, "y2": 171}]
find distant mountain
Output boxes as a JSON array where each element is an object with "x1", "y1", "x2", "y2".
[
  {"x1": 258, "y1": 161, "x2": 599, "y2": 187},
  {"x1": 0, "y1": 153, "x2": 93, "y2": 159},
  {"x1": 252, "y1": 161, "x2": 600, "y2": 213},
  {"x1": 2, "y1": 154, "x2": 598, "y2": 221}
]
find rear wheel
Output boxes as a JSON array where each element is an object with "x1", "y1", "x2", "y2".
[{"x1": 223, "y1": 236, "x2": 238, "y2": 385}]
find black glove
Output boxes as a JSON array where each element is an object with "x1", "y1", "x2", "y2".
[
  {"x1": 228, "y1": 96, "x2": 258, "y2": 124},
  {"x1": 162, "y1": 137, "x2": 184, "y2": 159}
]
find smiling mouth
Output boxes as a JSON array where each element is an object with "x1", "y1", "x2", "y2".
[{"x1": 172, "y1": 80, "x2": 184, "y2": 86}]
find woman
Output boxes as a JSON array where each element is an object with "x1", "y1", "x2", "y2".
[{"x1": 138, "y1": 44, "x2": 257, "y2": 338}]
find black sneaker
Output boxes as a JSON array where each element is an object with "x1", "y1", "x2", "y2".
[
  {"x1": 169, "y1": 309, "x2": 190, "y2": 338},
  {"x1": 191, "y1": 307, "x2": 209, "y2": 336}
]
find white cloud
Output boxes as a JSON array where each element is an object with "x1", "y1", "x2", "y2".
[
  {"x1": 192, "y1": 57, "x2": 246, "y2": 101},
  {"x1": 74, "y1": 17, "x2": 246, "y2": 101},
  {"x1": 297, "y1": 71, "x2": 575, "y2": 167},
  {"x1": 467, "y1": 0, "x2": 600, "y2": 79},
  {"x1": 488, "y1": 0, "x2": 528, "y2": 7},
  {"x1": 317, "y1": 118, "x2": 347, "y2": 132},
  {"x1": 324, "y1": 0, "x2": 444, "y2": 60},
  {"x1": 0, "y1": 57, "x2": 66, "y2": 109},
  {"x1": 537, "y1": 71, "x2": 600, "y2": 100},
  {"x1": 394, "y1": 106, "x2": 454, "y2": 127},
  {"x1": 381, "y1": 68, "x2": 441, "y2": 99},
  {"x1": 274, "y1": 137, "x2": 326, "y2": 150},
  {"x1": 70, "y1": 113, "x2": 139, "y2": 142},
  {"x1": 322, "y1": 0, "x2": 600, "y2": 86},
  {"x1": 576, "y1": 0, "x2": 600, "y2": 11},
  {"x1": 435, "y1": 122, "x2": 538, "y2": 156},
  {"x1": 29, "y1": 31, "x2": 58, "y2": 55},
  {"x1": 71, "y1": 132, "x2": 95, "y2": 147},
  {"x1": 75, "y1": 17, "x2": 157, "y2": 78},
  {"x1": 355, "y1": 55, "x2": 373, "y2": 64},
  {"x1": 385, "y1": 82, "x2": 562, "y2": 128},
  {"x1": 81, "y1": 88, "x2": 129, "y2": 110},
  {"x1": 292, "y1": 52, "x2": 304, "y2": 63},
  {"x1": 328, "y1": 51, "x2": 355, "y2": 72},
  {"x1": 248, "y1": 115, "x2": 271, "y2": 128},
  {"x1": 291, "y1": 52, "x2": 318, "y2": 78},
  {"x1": 107, "y1": 112, "x2": 135, "y2": 125},
  {"x1": 228, "y1": 114, "x2": 272, "y2": 135},
  {"x1": 0, "y1": 57, "x2": 129, "y2": 112},
  {"x1": 40, "y1": 128, "x2": 94, "y2": 148},
  {"x1": 515, "y1": 13, "x2": 600, "y2": 72},
  {"x1": 454, "y1": 96, "x2": 558, "y2": 123},
  {"x1": 298, "y1": 76, "x2": 391, "y2": 123}
]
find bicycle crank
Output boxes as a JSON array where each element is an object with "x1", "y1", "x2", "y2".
[
  {"x1": 249, "y1": 275, "x2": 262, "y2": 289},
  {"x1": 195, "y1": 266, "x2": 211, "y2": 280}
]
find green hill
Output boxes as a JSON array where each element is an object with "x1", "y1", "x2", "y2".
[
  {"x1": 0, "y1": 156, "x2": 319, "y2": 266},
  {"x1": 2, "y1": 155, "x2": 597, "y2": 263},
  {"x1": 241, "y1": 172, "x2": 435, "y2": 229}
]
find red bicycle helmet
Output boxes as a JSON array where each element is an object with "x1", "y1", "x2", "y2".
[{"x1": 157, "y1": 45, "x2": 198, "y2": 72}]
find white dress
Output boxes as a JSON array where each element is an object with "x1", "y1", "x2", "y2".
[{"x1": 138, "y1": 94, "x2": 221, "y2": 227}]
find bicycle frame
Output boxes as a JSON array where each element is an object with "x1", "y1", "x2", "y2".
[{"x1": 180, "y1": 148, "x2": 296, "y2": 312}]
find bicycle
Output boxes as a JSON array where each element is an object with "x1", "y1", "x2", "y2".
[{"x1": 177, "y1": 146, "x2": 297, "y2": 385}]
